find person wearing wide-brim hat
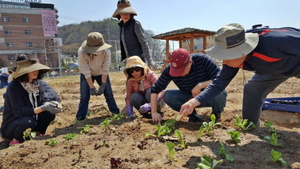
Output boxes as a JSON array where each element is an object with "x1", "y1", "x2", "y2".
[
  {"x1": 123, "y1": 56, "x2": 164, "y2": 118},
  {"x1": 112, "y1": 0, "x2": 157, "y2": 69},
  {"x1": 178, "y1": 23, "x2": 300, "y2": 127},
  {"x1": 76, "y1": 32, "x2": 120, "y2": 121},
  {"x1": 0, "y1": 59, "x2": 62, "y2": 147}
]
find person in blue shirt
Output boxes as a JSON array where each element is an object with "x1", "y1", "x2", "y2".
[
  {"x1": 178, "y1": 23, "x2": 300, "y2": 127},
  {"x1": 150, "y1": 48, "x2": 227, "y2": 123},
  {"x1": 0, "y1": 73, "x2": 9, "y2": 89}
]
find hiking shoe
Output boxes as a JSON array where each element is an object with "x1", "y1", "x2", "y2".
[
  {"x1": 188, "y1": 113, "x2": 203, "y2": 122},
  {"x1": 210, "y1": 113, "x2": 221, "y2": 122},
  {"x1": 139, "y1": 103, "x2": 151, "y2": 114}
]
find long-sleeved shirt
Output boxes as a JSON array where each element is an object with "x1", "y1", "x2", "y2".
[
  {"x1": 151, "y1": 53, "x2": 220, "y2": 99},
  {"x1": 196, "y1": 27, "x2": 300, "y2": 104},
  {"x1": 126, "y1": 70, "x2": 158, "y2": 105},
  {"x1": 78, "y1": 48, "x2": 111, "y2": 78},
  {"x1": 1, "y1": 79, "x2": 60, "y2": 128}
]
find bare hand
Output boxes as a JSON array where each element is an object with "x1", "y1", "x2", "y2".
[
  {"x1": 152, "y1": 112, "x2": 162, "y2": 123},
  {"x1": 191, "y1": 85, "x2": 202, "y2": 97}
]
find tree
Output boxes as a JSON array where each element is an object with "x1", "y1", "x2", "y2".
[{"x1": 144, "y1": 30, "x2": 165, "y2": 62}]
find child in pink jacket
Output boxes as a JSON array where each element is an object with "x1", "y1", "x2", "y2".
[{"x1": 124, "y1": 56, "x2": 164, "y2": 118}]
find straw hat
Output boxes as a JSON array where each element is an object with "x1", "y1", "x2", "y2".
[
  {"x1": 13, "y1": 60, "x2": 50, "y2": 78},
  {"x1": 112, "y1": 0, "x2": 137, "y2": 18}
]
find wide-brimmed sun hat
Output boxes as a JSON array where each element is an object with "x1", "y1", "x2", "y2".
[
  {"x1": 112, "y1": 0, "x2": 137, "y2": 18},
  {"x1": 169, "y1": 48, "x2": 190, "y2": 77},
  {"x1": 13, "y1": 60, "x2": 50, "y2": 78},
  {"x1": 205, "y1": 23, "x2": 259, "y2": 60},
  {"x1": 80, "y1": 32, "x2": 111, "y2": 53}
]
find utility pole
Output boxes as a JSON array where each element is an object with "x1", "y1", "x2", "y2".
[{"x1": 57, "y1": 41, "x2": 62, "y2": 76}]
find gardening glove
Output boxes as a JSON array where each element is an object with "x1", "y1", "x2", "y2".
[
  {"x1": 41, "y1": 102, "x2": 61, "y2": 114},
  {"x1": 139, "y1": 103, "x2": 151, "y2": 114},
  {"x1": 97, "y1": 83, "x2": 106, "y2": 95},
  {"x1": 50, "y1": 101, "x2": 62, "y2": 110},
  {"x1": 126, "y1": 105, "x2": 134, "y2": 118},
  {"x1": 90, "y1": 88, "x2": 98, "y2": 96}
]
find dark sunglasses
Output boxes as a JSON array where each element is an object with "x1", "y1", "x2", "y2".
[{"x1": 129, "y1": 67, "x2": 142, "y2": 73}]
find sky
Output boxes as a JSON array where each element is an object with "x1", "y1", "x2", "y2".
[{"x1": 42, "y1": 0, "x2": 300, "y2": 35}]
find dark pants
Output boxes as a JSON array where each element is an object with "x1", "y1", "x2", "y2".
[
  {"x1": 76, "y1": 74, "x2": 120, "y2": 120},
  {"x1": 1, "y1": 112, "x2": 55, "y2": 142}
]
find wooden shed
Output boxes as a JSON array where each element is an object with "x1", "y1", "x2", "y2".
[{"x1": 152, "y1": 27, "x2": 216, "y2": 70}]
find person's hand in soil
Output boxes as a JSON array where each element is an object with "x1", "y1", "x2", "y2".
[
  {"x1": 180, "y1": 98, "x2": 200, "y2": 117},
  {"x1": 152, "y1": 112, "x2": 162, "y2": 123}
]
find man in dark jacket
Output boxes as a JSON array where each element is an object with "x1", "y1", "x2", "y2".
[{"x1": 178, "y1": 23, "x2": 300, "y2": 127}]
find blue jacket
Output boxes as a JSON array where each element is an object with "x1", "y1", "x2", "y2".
[{"x1": 196, "y1": 27, "x2": 300, "y2": 104}]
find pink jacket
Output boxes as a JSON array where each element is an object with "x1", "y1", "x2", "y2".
[{"x1": 125, "y1": 71, "x2": 158, "y2": 105}]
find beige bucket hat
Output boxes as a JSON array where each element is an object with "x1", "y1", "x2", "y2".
[
  {"x1": 205, "y1": 23, "x2": 259, "y2": 60},
  {"x1": 80, "y1": 32, "x2": 111, "y2": 53}
]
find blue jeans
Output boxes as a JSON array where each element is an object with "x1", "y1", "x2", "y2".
[
  {"x1": 163, "y1": 89, "x2": 227, "y2": 115},
  {"x1": 76, "y1": 74, "x2": 120, "y2": 120},
  {"x1": 243, "y1": 66, "x2": 300, "y2": 126}
]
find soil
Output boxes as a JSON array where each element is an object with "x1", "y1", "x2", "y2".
[{"x1": 0, "y1": 70, "x2": 299, "y2": 169}]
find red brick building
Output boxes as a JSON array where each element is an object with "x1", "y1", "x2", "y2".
[{"x1": 0, "y1": 0, "x2": 61, "y2": 68}]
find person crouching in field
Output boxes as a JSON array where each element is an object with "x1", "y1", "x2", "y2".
[
  {"x1": 179, "y1": 23, "x2": 300, "y2": 127},
  {"x1": 0, "y1": 59, "x2": 62, "y2": 146},
  {"x1": 76, "y1": 32, "x2": 120, "y2": 121},
  {"x1": 124, "y1": 56, "x2": 164, "y2": 118}
]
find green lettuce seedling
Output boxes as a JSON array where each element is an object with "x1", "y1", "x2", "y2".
[
  {"x1": 197, "y1": 114, "x2": 220, "y2": 138},
  {"x1": 264, "y1": 121, "x2": 276, "y2": 133},
  {"x1": 45, "y1": 139, "x2": 60, "y2": 147},
  {"x1": 196, "y1": 155, "x2": 223, "y2": 169},
  {"x1": 166, "y1": 142, "x2": 176, "y2": 162},
  {"x1": 23, "y1": 128, "x2": 36, "y2": 140},
  {"x1": 100, "y1": 118, "x2": 111, "y2": 129},
  {"x1": 174, "y1": 129, "x2": 188, "y2": 148},
  {"x1": 157, "y1": 119, "x2": 176, "y2": 137},
  {"x1": 227, "y1": 131, "x2": 241, "y2": 143},
  {"x1": 218, "y1": 141, "x2": 234, "y2": 162},
  {"x1": 63, "y1": 133, "x2": 78, "y2": 141},
  {"x1": 271, "y1": 149, "x2": 287, "y2": 165},
  {"x1": 80, "y1": 124, "x2": 94, "y2": 134},
  {"x1": 263, "y1": 132, "x2": 282, "y2": 146},
  {"x1": 234, "y1": 115, "x2": 256, "y2": 131},
  {"x1": 111, "y1": 113, "x2": 123, "y2": 120}
]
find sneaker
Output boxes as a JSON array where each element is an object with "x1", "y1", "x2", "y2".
[
  {"x1": 188, "y1": 113, "x2": 203, "y2": 122},
  {"x1": 139, "y1": 103, "x2": 151, "y2": 114},
  {"x1": 210, "y1": 113, "x2": 221, "y2": 122},
  {"x1": 9, "y1": 140, "x2": 20, "y2": 146}
]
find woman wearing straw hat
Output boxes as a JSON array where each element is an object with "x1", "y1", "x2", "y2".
[
  {"x1": 76, "y1": 32, "x2": 120, "y2": 121},
  {"x1": 123, "y1": 56, "x2": 164, "y2": 118},
  {"x1": 0, "y1": 59, "x2": 62, "y2": 146},
  {"x1": 112, "y1": 0, "x2": 157, "y2": 69}
]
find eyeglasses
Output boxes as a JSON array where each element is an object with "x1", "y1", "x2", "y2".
[{"x1": 129, "y1": 67, "x2": 142, "y2": 73}]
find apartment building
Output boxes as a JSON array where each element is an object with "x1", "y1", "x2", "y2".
[{"x1": 0, "y1": 0, "x2": 61, "y2": 68}]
